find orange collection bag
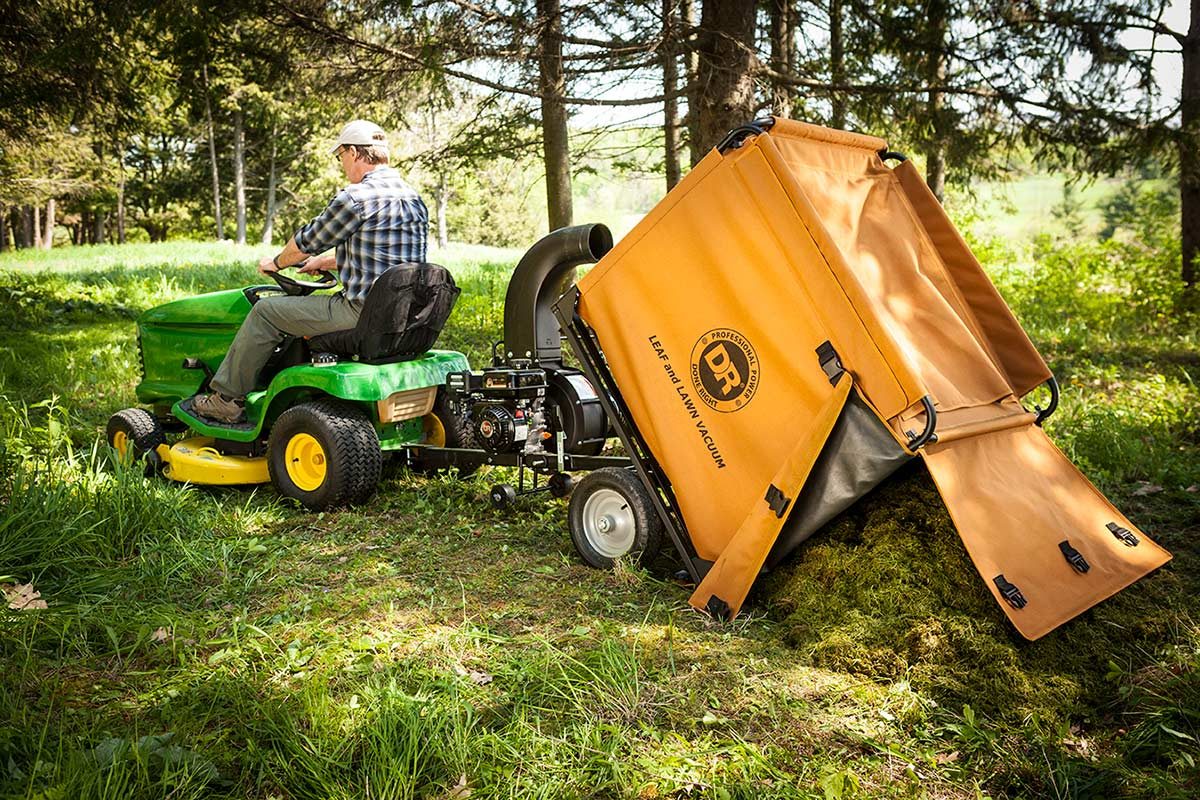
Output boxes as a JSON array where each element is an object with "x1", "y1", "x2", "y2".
[{"x1": 566, "y1": 118, "x2": 1169, "y2": 639}]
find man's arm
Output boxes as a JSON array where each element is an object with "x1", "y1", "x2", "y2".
[
  {"x1": 257, "y1": 238, "x2": 335, "y2": 275},
  {"x1": 258, "y1": 189, "x2": 362, "y2": 274}
]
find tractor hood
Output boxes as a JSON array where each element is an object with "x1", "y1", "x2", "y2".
[
  {"x1": 136, "y1": 288, "x2": 255, "y2": 407},
  {"x1": 139, "y1": 287, "x2": 255, "y2": 327}
]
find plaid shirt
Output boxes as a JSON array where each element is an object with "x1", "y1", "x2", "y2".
[{"x1": 294, "y1": 166, "x2": 429, "y2": 301}]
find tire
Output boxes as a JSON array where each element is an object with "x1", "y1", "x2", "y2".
[
  {"x1": 489, "y1": 484, "x2": 517, "y2": 508},
  {"x1": 568, "y1": 467, "x2": 663, "y2": 569},
  {"x1": 414, "y1": 388, "x2": 478, "y2": 478},
  {"x1": 548, "y1": 472, "x2": 575, "y2": 498},
  {"x1": 106, "y1": 408, "x2": 165, "y2": 475},
  {"x1": 268, "y1": 398, "x2": 382, "y2": 510}
]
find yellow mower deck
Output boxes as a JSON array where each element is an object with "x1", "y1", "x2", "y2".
[{"x1": 156, "y1": 437, "x2": 269, "y2": 485}]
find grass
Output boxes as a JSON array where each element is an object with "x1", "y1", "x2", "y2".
[{"x1": 0, "y1": 202, "x2": 1198, "y2": 799}]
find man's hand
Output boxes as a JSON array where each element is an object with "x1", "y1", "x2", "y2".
[
  {"x1": 257, "y1": 256, "x2": 280, "y2": 275},
  {"x1": 298, "y1": 254, "x2": 336, "y2": 274}
]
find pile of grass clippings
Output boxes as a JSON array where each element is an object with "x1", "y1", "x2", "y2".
[{"x1": 761, "y1": 464, "x2": 1183, "y2": 726}]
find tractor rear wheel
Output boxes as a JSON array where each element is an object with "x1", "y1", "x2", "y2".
[
  {"x1": 268, "y1": 398, "x2": 381, "y2": 510},
  {"x1": 568, "y1": 467, "x2": 663, "y2": 569},
  {"x1": 106, "y1": 408, "x2": 165, "y2": 474},
  {"x1": 414, "y1": 388, "x2": 478, "y2": 478}
]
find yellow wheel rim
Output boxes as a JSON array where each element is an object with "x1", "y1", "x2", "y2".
[
  {"x1": 112, "y1": 430, "x2": 132, "y2": 464},
  {"x1": 421, "y1": 413, "x2": 447, "y2": 447},
  {"x1": 284, "y1": 432, "x2": 327, "y2": 492}
]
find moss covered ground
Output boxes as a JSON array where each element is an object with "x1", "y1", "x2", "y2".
[{"x1": 0, "y1": 232, "x2": 1197, "y2": 799}]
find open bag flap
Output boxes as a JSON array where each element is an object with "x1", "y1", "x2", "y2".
[
  {"x1": 920, "y1": 424, "x2": 1171, "y2": 640},
  {"x1": 689, "y1": 373, "x2": 853, "y2": 619}
]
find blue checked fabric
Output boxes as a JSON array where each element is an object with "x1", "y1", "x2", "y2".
[{"x1": 294, "y1": 166, "x2": 429, "y2": 301}]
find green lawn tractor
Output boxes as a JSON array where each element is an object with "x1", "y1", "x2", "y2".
[{"x1": 107, "y1": 264, "x2": 470, "y2": 510}]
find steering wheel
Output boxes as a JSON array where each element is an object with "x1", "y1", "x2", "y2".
[{"x1": 269, "y1": 262, "x2": 339, "y2": 296}]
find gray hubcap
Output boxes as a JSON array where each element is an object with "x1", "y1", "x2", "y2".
[{"x1": 581, "y1": 488, "x2": 636, "y2": 558}]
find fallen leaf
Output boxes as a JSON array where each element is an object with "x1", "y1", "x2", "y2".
[
  {"x1": 3, "y1": 583, "x2": 48, "y2": 610},
  {"x1": 447, "y1": 774, "x2": 472, "y2": 799},
  {"x1": 453, "y1": 664, "x2": 493, "y2": 685},
  {"x1": 1186, "y1": 485, "x2": 1198, "y2": 493},
  {"x1": 151, "y1": 627, "x2": 172, "y2": 643},
  {"x1": 934, "y1": 751, "x2": 959, "y2": 764},
  {"x1": 1133, "y1": 482, "x2": 1164, "y2": 496}
]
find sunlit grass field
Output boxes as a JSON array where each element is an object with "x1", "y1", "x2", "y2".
[{"x1": 0, "y1": 222, "x2": 1197, "y2": 798}]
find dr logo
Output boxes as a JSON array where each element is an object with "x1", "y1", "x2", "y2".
[
  {"x1": 690, "y1": 328, "x2": 760, "y2": 413},
  {"x1": 704, "y1": 345, "x2": 742, "y2": 394}
]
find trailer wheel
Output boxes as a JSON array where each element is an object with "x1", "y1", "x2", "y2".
[
  {"x1": 489, "y1": 484, "x2": 516, "y2": 508},
  {"x1": 268, "y1": 398, "x2": 381, "y2": 510},
  {"x1": 415, "y1": 388, "x2": 478, "y2": 478},
  {"x1": 107, "y1": 408, "x2": 165, "y2": 474},
  {"x1": 568, "y1": 468, "x2": 663, "y2": 569},
  {"x1": 548, "y1": 472, "x2": 574, "y2": 498}
]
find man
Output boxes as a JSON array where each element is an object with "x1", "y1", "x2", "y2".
[{"x1": 193, "y1": 120, "x2": 429, "y2": 423}]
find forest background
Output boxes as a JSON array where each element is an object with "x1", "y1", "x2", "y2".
[{"x1": 1, "y1": 0, "x2": 1199, "y2": 296}]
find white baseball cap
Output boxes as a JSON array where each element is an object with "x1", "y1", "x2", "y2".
[{"x1": 331, "y1": 120, "x2": 389, "y2": 154}]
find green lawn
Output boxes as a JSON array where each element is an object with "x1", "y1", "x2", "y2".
[{"x1": 0, "y1": 231, "x2": 1197, "y2": 799}]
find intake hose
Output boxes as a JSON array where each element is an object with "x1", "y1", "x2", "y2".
[{"x1": 502, "y1": 223, "x2": 613, "y2": 364}]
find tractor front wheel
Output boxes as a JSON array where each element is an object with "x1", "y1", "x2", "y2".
[
  {"x1": 268, "y1": 399, "x2": 382, "y2": 510},
  {"x1": 106, "y1": 408, "x2": 165, "y2": 474}
]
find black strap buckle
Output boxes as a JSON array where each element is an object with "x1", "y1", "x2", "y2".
[
  {"x1": 1107, "y1": 522, "x2": 1139, "y2": 547},
  {"x1": 1058, "y1": 540, "x2": 1091, "y2": 573},
  {"x1": 993, "y1": 574, "x2": 1027, "y2": 609},
  {"x1": 764, "y1": 484, "x2": 791, "y2": 519},
  {"x1": 815, "y1": 341, "x2": 845, "y2": 386}
]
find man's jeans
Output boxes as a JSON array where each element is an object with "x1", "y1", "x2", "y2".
[{"x1": 209, "y1": 293, "x2": 363, "y2": 399}]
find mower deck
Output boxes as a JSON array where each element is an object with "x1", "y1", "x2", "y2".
[{"x1": 156, "y1": 437, "x2": 269, "y2": 485}]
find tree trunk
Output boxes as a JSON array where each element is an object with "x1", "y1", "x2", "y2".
[
  {"x1": 662, "y1": 0, "x2": 682, "y2": 191},
  {"x1": 431, "y1": 172, "x2": 447, "y2": 248},
  {"x1": 262, "y1": 128, "x2": 279, "y2": 245},
  {"x1": 682, "y1": 0, "x2": 704, "y2": 166},
  {"x1": 1181, "y1": 4, "x2": 1200, "y2": 290},
  {"x1": 94, "y1": 210, "x2": 106, "y2": 245},
  {"x1": 830, "y1": 0, "x2": 846, "y2": 128},
  {"x1": 233, "y1": 108, "x2": 247, "y2": 245},
  {"x1": 694, "y1": 0, "x2": 758, "y2": 161},
  {"x1": 42, "y1": 198, "x2": 56, "y2": 249},
  {"x1": 203, "y1": 64, "x2": 225, "y2": 242},
  {"x1": 537, "y1": 0, "x2": 573, "y2": 231},
  {"x1": 21, "y1": 206, "x2": 33, "y2": 248},
  {"x1": 116, "y1": 145, "x2": 127, "y2": 244},
  {"x1": 769, "y1": 0, "x2": 793, "y2": 118},
  {"x1": 0, "y1": 205, "x2": 7, "y2": 253},
  {"x1": 32, "y1": 203, "x2": 41, "y2": 248},
  {"x1": 924, "y1": 1, "x2": 948, "y2": 202}
]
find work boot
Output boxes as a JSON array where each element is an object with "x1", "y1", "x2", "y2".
[{"x1": 192, "y1": 392, "x2": 245, "y2": 424}]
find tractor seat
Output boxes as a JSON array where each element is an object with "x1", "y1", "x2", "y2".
[{"x1": 308, "y1": 263, "x2": 461, "y2": 363}]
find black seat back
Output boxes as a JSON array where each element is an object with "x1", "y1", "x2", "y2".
[{"x1": 308, "y1": 263, "x2": 461, "y2": 362}]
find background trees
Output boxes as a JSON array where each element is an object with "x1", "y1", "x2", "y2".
[{"x1": 0, "y1": 0, "x2": 1191, "y2": 295}]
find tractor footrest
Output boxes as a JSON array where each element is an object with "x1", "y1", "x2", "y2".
[{"x1": 177, "y1": 397, "x2": 256, "y2": 433}]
